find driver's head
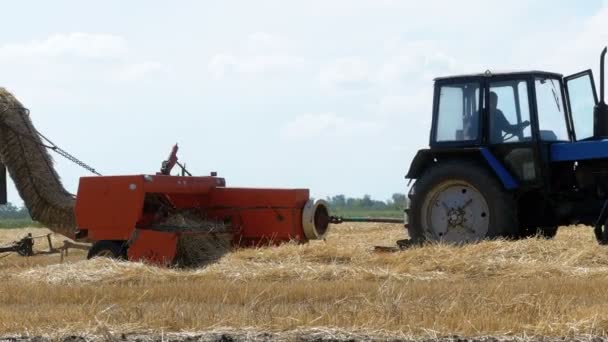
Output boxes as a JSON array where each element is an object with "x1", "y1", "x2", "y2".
[{"x1": 490, "y1": 91, "x2": 498, "y2": 110}]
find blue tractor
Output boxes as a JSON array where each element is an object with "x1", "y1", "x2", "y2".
[{"x1": 406, "y1": 47, "x2": 608, "y2": 244}]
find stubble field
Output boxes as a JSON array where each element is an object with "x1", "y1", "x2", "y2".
[{"x1": 2, "y1": 223, "x2": 608, "y2": 341}]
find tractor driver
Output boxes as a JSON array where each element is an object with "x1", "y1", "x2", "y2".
[{"x1": 490, "y1": 91, "x2": 530, "y2": 143}]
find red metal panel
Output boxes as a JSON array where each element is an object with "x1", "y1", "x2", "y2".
[
  {"x1": 203, "y1": 187, "x2": 310, "y2": 245},
  {"x1": 143, "y1": 175, "x2": 223, "y2": 194},
  {"x1": 75, "y1": 176, "x2": 146, "y2": 241},
  {"x1": 127, "y1": 229, "x2": 178, "y2": 266},
  {"x1": 207, "y1": 187, "x2": 309, "y2": 207}
]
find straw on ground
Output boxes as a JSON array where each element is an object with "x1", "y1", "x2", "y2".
[{"x1": 2, "y1": 223, "x2": 608, "y2": 338}]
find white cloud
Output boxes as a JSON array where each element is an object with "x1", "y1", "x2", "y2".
[
  {"x1": 0, "y1": 33, "x2": 128, "y2": 60},
  {"x1": 0, "y1": 33, "x2": 165, "y2": 87},
  {"x1": 207, "y1": 32, "x2": 305, "y2": 80},
  {"x1": 246, "y1": 32, "x2": 288, "y2": 52},
  {"x1": 318, "y1": 41, "x2": 468, "y2": 94},
  {"x1": 319, "y1": 58, "x2": 373, "y2": 91},
  {"x1": 208, "y1": 53, "x2": 304, "y2": 79},
  {"x1": 377, "y1": 94, "x2": 428, "y2": 118},
  {"x1": 549, "y1": 6, "x2": 608, "y2": 73},
  {"x1": 377, "y1": 41, "x2": 464, "y2": 85},
  {"x1": 115, "y1": 62, "x2": 165, "y2": 82},
  {"x1": 280, "y1": 112, "x2": 383, "y2": 141}
]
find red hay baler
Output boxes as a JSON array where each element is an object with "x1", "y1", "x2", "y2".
[{"x1": 73, "y1": 149, "x2": 330, "y2": 266}]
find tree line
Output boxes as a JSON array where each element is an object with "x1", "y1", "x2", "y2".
[
  {"x1": 0, "y1": 202, "x2": 30, "y2": 219},
  {"x1": 324, "y1": 193, "x2": 408, "y2": 211}
]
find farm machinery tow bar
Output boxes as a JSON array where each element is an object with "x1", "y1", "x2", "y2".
[
  {"x1": 0, "y1": 234, "x2": 34, "y2": 257},
  {"x1": 329, "y1": 216, "x2": 404, "y2": 224},
  {"x1": 0, "y1": 233, "x2": 91, "y2": 260}
]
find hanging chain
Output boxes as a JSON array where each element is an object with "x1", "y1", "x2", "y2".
[
  {"x1": 46, "y1": 143, "x2": 101, "y2": 176},
  {"x1": 35, "y1": 131, "x2": 102, "y2": 176},
  {"x1": 0, "y1": 105, "x2": 102, "y2": 176}
]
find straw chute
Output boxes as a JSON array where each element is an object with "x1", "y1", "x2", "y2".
[{"x1": 0, "y1": 88, "x2": 76, "y2": 238}]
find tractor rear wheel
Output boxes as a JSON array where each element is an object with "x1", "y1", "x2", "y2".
[
  {"x1": 408, "y1": 161, "x2": 517, "y2": 243},
  {"x1": 87, "y1": 240, "x2": 127, "y2": 260}
]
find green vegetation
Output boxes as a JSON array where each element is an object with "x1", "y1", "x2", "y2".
[
  {"x1": 325, "y1": 193, "x2": 407, "y2": 218},
  {"x1": 0, "y1": 219, "x2": 42, "y2": 229},
  {"x1": 0, "y1": 202, "x2": 40, "y2": 229}
]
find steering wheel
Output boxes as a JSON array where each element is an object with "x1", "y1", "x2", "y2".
[
  {"x1": 502, "y1": 132, "x2": 516, "y2": 141},
  {"x1": 501, "y1": 121, "x2": 530, "y2": 142}
]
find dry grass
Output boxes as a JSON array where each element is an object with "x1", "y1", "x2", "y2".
[{"x1": 2, "y1": 223, "x2": 608, "y2": 339}]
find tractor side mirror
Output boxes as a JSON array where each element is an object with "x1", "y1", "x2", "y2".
[{"x1": 593, "y1": 47, "x2": 608, "y2": 138}]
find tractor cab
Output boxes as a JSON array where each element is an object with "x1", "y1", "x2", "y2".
[
  {"x1": 406, "y1": 47, "x2": 608, "y2": 244},
  {"x1": 426, "y1": 70, "x2": 597, "y2": 187}
]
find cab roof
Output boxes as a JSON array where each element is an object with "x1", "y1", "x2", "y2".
[{"x1": 434, "y1": 70, "x2": 563, "y2": 81}]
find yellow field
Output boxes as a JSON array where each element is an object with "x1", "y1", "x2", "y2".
[{"x1": 2, "y1": 223, "x2": 608, "y2": 339}]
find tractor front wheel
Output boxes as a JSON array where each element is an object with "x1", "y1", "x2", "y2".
[
  {"x1": 87, "y1": 240, "x2": 127, "y2": 260},
  {"x1": 408, "y1": 161, "x2": 517, "y2": 243}
]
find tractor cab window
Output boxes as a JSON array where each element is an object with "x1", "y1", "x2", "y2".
[
  {"x1": 435, "y1": 82, "x2": 481, "y2": 142},
  {"x1": 535, "y1": 77, "x2": 570, "y2": 141},
  {"x1": 489, "y1": 80, "x2": 532, "y2": 144},
  {"x1": 565, "y1": 70, "x2": 598, "y2": 140}
]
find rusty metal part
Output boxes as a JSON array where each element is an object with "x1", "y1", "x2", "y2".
[
  {"x1": 0, "y1": 233, "x2": 91, "y2": 260},
  {"x1": 373, "y1": 238, "x2": 420, "y2": 253},
  {"x1": 0, "y1": 233, "x2": 34, "y2": 256}
]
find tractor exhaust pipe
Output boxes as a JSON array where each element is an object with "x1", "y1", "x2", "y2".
[
  {"x1": 594, "y1": 47, "x2": 608, "y2": 138},
  {"x1": 601, "y1": 47, "x2": 606, "y2": 103}
]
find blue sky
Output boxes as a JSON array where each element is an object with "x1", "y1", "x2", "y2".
[{"x1": 1, "y1": 0, "x2": 607, "y2": 203}]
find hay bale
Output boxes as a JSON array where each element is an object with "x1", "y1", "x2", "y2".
[
  {"x1": 0, "y1": 88, "x2": 76, "y2": 238},
  {"x1": 155, "y1": 210, "x2": 233, "y2": 267},
  {"x1": 175, "y1": 232, "x2": 233, "y2": 267}
]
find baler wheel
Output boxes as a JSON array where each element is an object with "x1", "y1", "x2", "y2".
[{"x1": 87, "y1": 240, "x2": 127, "y2": 260}]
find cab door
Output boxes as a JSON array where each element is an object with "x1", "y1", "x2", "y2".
[
  {"x1": 487, "y1": 77, "x2": 542, "y2": 186},
  {"x1": 564, "y1": 70, "x2": 598, "y2": 140}
]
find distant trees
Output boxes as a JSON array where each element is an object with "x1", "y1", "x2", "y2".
[
  {"x1": 325, "y1": 193, "x2": 408, "y2": 211},
  {"x1": 0, "y1": 202, "x2": 30, "y2": 219},
  {"x1": 391, "y1": 193, "x2": 406, "y2": 208}
]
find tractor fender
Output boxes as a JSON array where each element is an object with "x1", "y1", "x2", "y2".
[{"x1": 406, "y1": 147, "x2": 519, "y2": 190}]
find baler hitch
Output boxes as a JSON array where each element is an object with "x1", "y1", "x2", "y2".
[
  {"x1": 328, "y1": 215, "x2": 417, "y2": 252},
  {"x1": 0, "y1": 233, "x2": 34, "y2": 257},
  {"x1": 329, "y1": 216, "x2": 405, "y2": 224},
  {"x1": 0, "y1": 233, "x2": 90, "y2": 260}
]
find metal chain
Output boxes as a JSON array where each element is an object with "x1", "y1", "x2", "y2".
[
  {"x1": 47, "y1": 145, "x2": 101, "y2": 176},
  {"x1": 0, "y1": 105, "x2": 102, "y2": 176},
  {"x1": 35, "y1": 129, "x2": 102, "y2": 176}
]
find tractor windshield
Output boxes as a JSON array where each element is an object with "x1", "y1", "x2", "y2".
[{"x1": 535, "y1": 77, "x2": 570, "y2": 141}]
